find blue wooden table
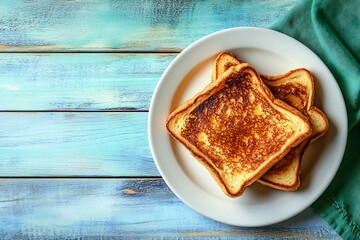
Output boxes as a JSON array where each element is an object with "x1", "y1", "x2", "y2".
[{"x1": 0, "y1": 1, "x2": 342, "y2": 239}]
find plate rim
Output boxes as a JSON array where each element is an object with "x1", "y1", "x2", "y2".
[{"x1": 148, "y1": 27, "x2": 348, "y2": 227}]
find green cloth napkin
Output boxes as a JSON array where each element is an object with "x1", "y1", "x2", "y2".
[{"x1": 270, "y1": 0, "x2": 360, "y2": 238}]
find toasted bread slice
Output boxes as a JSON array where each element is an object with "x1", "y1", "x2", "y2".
[
  {"x1": 257, "y1": 140, "x2": 309, "y2": 190},
  {"x1": 308, "y1": 106, "x2": 329, "y2": 142},
  {"x1": 213, "y1": 52, "x2": 328, "y2": 191},
  {"x1": 256, "y1": 69, "x2": 315, "y2": 190},
  {"x1": 213, "y1": 54, "x2": 315, "y2": 114},
  {"x1": 212, "y1": 52, "x2": 242, "y2": 82},
  {"x1": 257, "y1": 106, "x2": 328, "y2": 190},
  {"x1": 212, "y1": 53, "x2": 315, "y2": 114},
  {"x1": 261, "y1": 69, "x2": 314, "y2": 114},
  {"x1": 212, "y1": 54, "x2": 315, "y2": 112},
  {"x1": 167, "y1": 64, "x2": 312, "y2": 197}
]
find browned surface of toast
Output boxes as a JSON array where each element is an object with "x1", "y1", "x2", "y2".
[
  {"x1": 212, "y1": 52, "x2": 242, "y2": 82},
  {"x1": 308, "y1": 106, "x2": 329, "y2": 142},
  {"x1": 261, "y1": 69, "x2": 314, "y2": 114},
  {"x1": 167, "y1": 63, "x2": 312, "y2": 197},
  {"x1": 258, "y1": 140, "x2": 309, "y2": 190},
  {"x1": 257, "y1": 69, "x2": 315, "y2": 190},
  {"x1": 213, "y1": 52, "x2": 328, "y2": 191}
]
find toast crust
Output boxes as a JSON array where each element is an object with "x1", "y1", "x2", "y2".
[
  {"x1": 261, "y1": 69, "x2": 314, "y2": 114},
  {"x1": 257, "y1": 140, "x2": 309, "y2": 190},
  {"x1": 257, "y1": 106, "x2": 328, "y2": 190},
  {"x1": 167, "y1": 64, "x2": 312, "y2": 197},
  {"x1": 212, "y1": 52, "x2": 242, "y2": 82},
  {"x1": 257, "y1": 69, "x2": 315, "y2": 190},
  {"x1": 212, "y1": 52, "x2": 328, "y2": 191},
  {"x1": 308, "y1": 106, "x2": 329, "y2": 142}
]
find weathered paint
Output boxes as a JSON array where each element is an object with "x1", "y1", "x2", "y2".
[
  {"x1": 0, "y1": 112, "x2": 157, "y2": 177},
  {"x1": 0, "y1": 0, "x2": 299, "y2": 51},
  {"x1": 0, "y1": 179, "x2": 340, "y2": 239},
  {"x1": 0, "y1": 0, "x2": 342, "y2": 238},
  {"x1": 0, "y1": 53, "x2": 174, "y2": 111}
]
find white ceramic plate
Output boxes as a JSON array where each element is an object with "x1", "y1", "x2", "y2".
[{"x1": 148, "y1": 27, "x2": 347, "y2": 227}]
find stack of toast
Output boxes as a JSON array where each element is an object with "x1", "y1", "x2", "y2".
[{"x1": 166, "y1": 52, "x2": 328, "y2": 197}]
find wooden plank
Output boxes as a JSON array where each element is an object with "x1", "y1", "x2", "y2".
[
  {"x1": 0, "y1": 112, "x2": 157, "y2": 177},
  {"x1": 0, "y1": 53, "x2": 174, "y2": 111},
  {"x1": 0, "y1": 0, "x2": 299, "y2": 51},
  {"x1": 0, "y1": 179, "x2": 341, "y2": 239}
]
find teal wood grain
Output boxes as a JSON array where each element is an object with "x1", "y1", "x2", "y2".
[
  {"x1": 0, "y1": 0, "x2": 298, "y2": 51},
  {"x1": 0, "y1": 179, "x2": 340, "y2": 239},
  {"x1": 0, "y1": 53, "x2": 174, "y2": 111},
  {"x1": 0, "y1": 112, "x2": 157, "y2": 177},
  {"x1": 0, "y1": 1, "x2": 341, "y2": 238}
]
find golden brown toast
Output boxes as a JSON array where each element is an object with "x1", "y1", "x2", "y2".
[
  {"x1": 167, "y1": 63, "x2": 312, "y2": 197},
  {"x1": 212, "y1": 52, "x2": 242, "y2": 82},
  {"x1": 257, "y1": 69, "x2": 315, "y2": 190},
  {"x1": 212, "y1": 53, "x2": 315, "y2": 113},
  {"x1": 261, "y1": 69, "x2": 314, "y2": 114},
  {"x1": 212, "y1": 54, "x2": 315, "y2": 113},
  {"x1": 213, "y1": 52, "x2": 328, "y2": 191},
  {"x1": 308, "y1": 106, "x2": 329, "y2": 143},
  {"x1": 258, "y1": 106, "x2": 329, "y2": 190},
  {"x1": 257, "y1": 140, "x2": 309, "y2": 190}
]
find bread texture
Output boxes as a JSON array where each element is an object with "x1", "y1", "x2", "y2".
[
  {"x1": 212, "y1": 52, "x2": 242, "y2": 82},
  {"x1": 167, "y1": 63, "x2": 312, "y2": 197},
  {"x1": 257, "y1": 69, "x2": 315, "y2": 190},
  {"x1": 261, "y1": 69, "x2": 314, "y2": 114},
  {"x1": 259, "y1": 106, "x2": 329, "y2": 190},
  {"x1": 212, "y1": 52, "x2": 328, "y2": 191},
  {"x1": 308, "y1": 106, "x2": 329, "y2": 143}
]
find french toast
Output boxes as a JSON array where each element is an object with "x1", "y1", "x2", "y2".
[
  {"x1": 213, "y1": 52, "x2": 328, "y2": 191},
  {"x1": 307, "y1": 106, "x2": 329, "y2": 143},
  {"x1": 258, "y1": 105, "x2": 329, "y2": 190},
  {"x1": 212, "y1": 52, "x2": 242, "y2": 83},
  {"x1": 261, "y1": 69, "x2": 314, "y2": 114},
  {"x1": 167, "y1": 63, "x2": 312, "y2": 197},
  {"x1": 212, "y1": 54, "x2": 315, "y2": 113}
]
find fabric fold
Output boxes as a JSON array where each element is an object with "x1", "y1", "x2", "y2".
[{"x1": 270, "y1": 0, "x2": 360, "y2": 239}]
